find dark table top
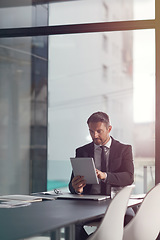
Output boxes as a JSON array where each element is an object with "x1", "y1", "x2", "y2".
[
  {"x1": 0, "y1": 197, "x2": 142, "y2": 240},
  {"x1": 0, "y1": 198, "x2": 110, "y2": 240}
]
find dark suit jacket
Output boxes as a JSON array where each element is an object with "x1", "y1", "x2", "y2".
[{"x1": 69, "y1": 137, "x2": 134, "y2": 195}]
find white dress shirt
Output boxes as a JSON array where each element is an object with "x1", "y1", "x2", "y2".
[{"x1": 90, "y1": 137, "x2": 112, "y2": 194}]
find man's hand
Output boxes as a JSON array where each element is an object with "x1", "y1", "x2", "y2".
[
  {"x1": 72, "y1": 176, "x2": 86, "y2": 194},
  {"x1": 96, "y1": 169, "x2": 107, "y2": 180}
]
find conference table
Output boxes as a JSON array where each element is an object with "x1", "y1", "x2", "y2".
[{"x1": 0, "y1": 196, "x2": 142, "y2": 240}]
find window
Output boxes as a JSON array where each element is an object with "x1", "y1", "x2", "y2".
[
  {"x1": 48, "y1": 29, "x2": 155, "y2": 194},
  {"x1": 0, "y1": 0, "x2": 159, "y2": 195}
]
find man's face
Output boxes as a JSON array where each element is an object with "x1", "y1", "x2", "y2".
[{"x1": 88, "y1": 121, "x2": 112, "y2": 146}]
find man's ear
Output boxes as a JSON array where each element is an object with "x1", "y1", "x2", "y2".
[{"x1": 108, "y1": 125, "x2": 112, "y2": 132}]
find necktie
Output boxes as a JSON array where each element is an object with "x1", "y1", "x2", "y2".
[{"x1": 101, "y1": 146, "x2": 109, "y2": 195}]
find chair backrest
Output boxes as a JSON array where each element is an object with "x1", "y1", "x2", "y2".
[
  {"x1": 123, "y1": 183, "x2": 160, "y2": 240},
  {"x1": 87, "y1": 185, "x2": 134, "y2": 240}
]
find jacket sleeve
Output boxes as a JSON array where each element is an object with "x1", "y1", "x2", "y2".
[
  {"x1": 106, "y1": 145, "x2": 134, "y2": 187},
  {"x1": 68, "y1": 172, "x2": 76, "y2": 193}
]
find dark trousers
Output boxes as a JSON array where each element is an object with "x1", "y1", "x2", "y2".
[
  {"x1": 75, "y1": 224, "x2": 89, "y2": 240},
  {"x1": 75, "y1": 207, "x2": 135, "y2": 240}
]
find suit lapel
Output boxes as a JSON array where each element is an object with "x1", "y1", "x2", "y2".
[{"x1": 87, "y1": 142, "x2": 94, "y2": 158}]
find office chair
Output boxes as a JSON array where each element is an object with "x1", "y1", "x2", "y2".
[
  {"x1": 123, "y1": 183, "x2": 160, "y2": 240},
  {"x1": 87, "y1": 185, "x2": 134, "y2": 240}
]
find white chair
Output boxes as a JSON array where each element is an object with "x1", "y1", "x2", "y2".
[
  {"x1": 123, "y1": 183, "x2": 160, "y2": 240},
  {"x1": 87, "y1": 185, "x2": 134, "y2": 240}
]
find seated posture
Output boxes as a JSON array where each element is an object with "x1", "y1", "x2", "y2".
[{"x1": 69, "y1": 111, "x2": 134, "y2": 240}]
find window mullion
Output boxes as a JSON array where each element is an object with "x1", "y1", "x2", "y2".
[{"x1": 155, "y1": 0, "x2": 160, "y2": 184}]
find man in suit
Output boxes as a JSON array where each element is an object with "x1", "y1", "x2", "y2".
[{"x1": 69, "y1": 111, "x2": 134, "y2": 240}]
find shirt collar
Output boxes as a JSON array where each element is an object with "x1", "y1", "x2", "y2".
[{"x1": 94, "y1": 137, "x2": 112, "y2": 149}]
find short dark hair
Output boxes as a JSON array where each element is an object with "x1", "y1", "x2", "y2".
[{"x1": 87, "y1": 111, "x2": 110, "y2": 127}]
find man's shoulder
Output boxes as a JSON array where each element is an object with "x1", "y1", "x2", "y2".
[
  {"x1": 111, "y1": 137, "x2": 132, "y2": 149},
  {"x1": 76, "y1": 142, "x2": 94, "y2": 152}
]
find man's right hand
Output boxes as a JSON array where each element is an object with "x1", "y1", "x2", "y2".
[{"x1": 72, "y1": 176, "x2": 86, "y2": 194}]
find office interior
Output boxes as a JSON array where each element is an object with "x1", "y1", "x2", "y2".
[{"x1": 0, "y1": 0, "x2": 160, "y2": 198}]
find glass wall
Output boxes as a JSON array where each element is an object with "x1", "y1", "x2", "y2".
[
  {"x1": 0, "y1": 34, "x2": 48, "y2": 194},
  {"x1": 0, "y1": 1, "x2": 48, "y2": 29},
  {"x1": 0, "y1": 0, "x2": 157, "y2": 195},
  {"x1": 50, "y1": 0, "x2": 154, "y2": 26},
  {"x1": 48, "y1": 28, "x2": 155, "y2": 194},
  {"x1": 0, "y1": 3, "x2": 48, "y2": 194},
  {"x1": 0, "y1": 0, "x2": 154, "y2": 29},
  {"x1": 0, "y1": 37, "x2": 32, "y2": 194}
]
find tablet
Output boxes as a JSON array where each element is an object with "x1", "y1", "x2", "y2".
[{"x1": 70, "y1": 157, "x2": 99, "y2": 184}]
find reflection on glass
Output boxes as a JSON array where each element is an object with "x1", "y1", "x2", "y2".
[
  {"x1": 0, "y1": 0, "x2": 48, "y2": 194},
  {"x1": 0, "y1": 35, "x2": 48, "y2": 194},
  {"x1": 0, "y1": 0, "x2": 155, "y2": 29},
  {"x1": 0, "y1": 37, "x2": 32, "y2": 194},
  {"x1": 0, "y1": 2, "x2": 48, "y2": 29},
  {"x1": 49, "y1": 0, "x2": 154, "y2": 26},
  {"x1": 48, "y1": 29, "x2": 155, "y2": 194}
]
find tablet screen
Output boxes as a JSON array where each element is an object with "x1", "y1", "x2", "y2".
[{"x1": 70, "y1": 157, "x2": 99, "y2": 184}]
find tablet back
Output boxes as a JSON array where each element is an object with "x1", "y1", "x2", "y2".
[{"x1": 70, "y1": 157, "x2": 99, "y2": 184}]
